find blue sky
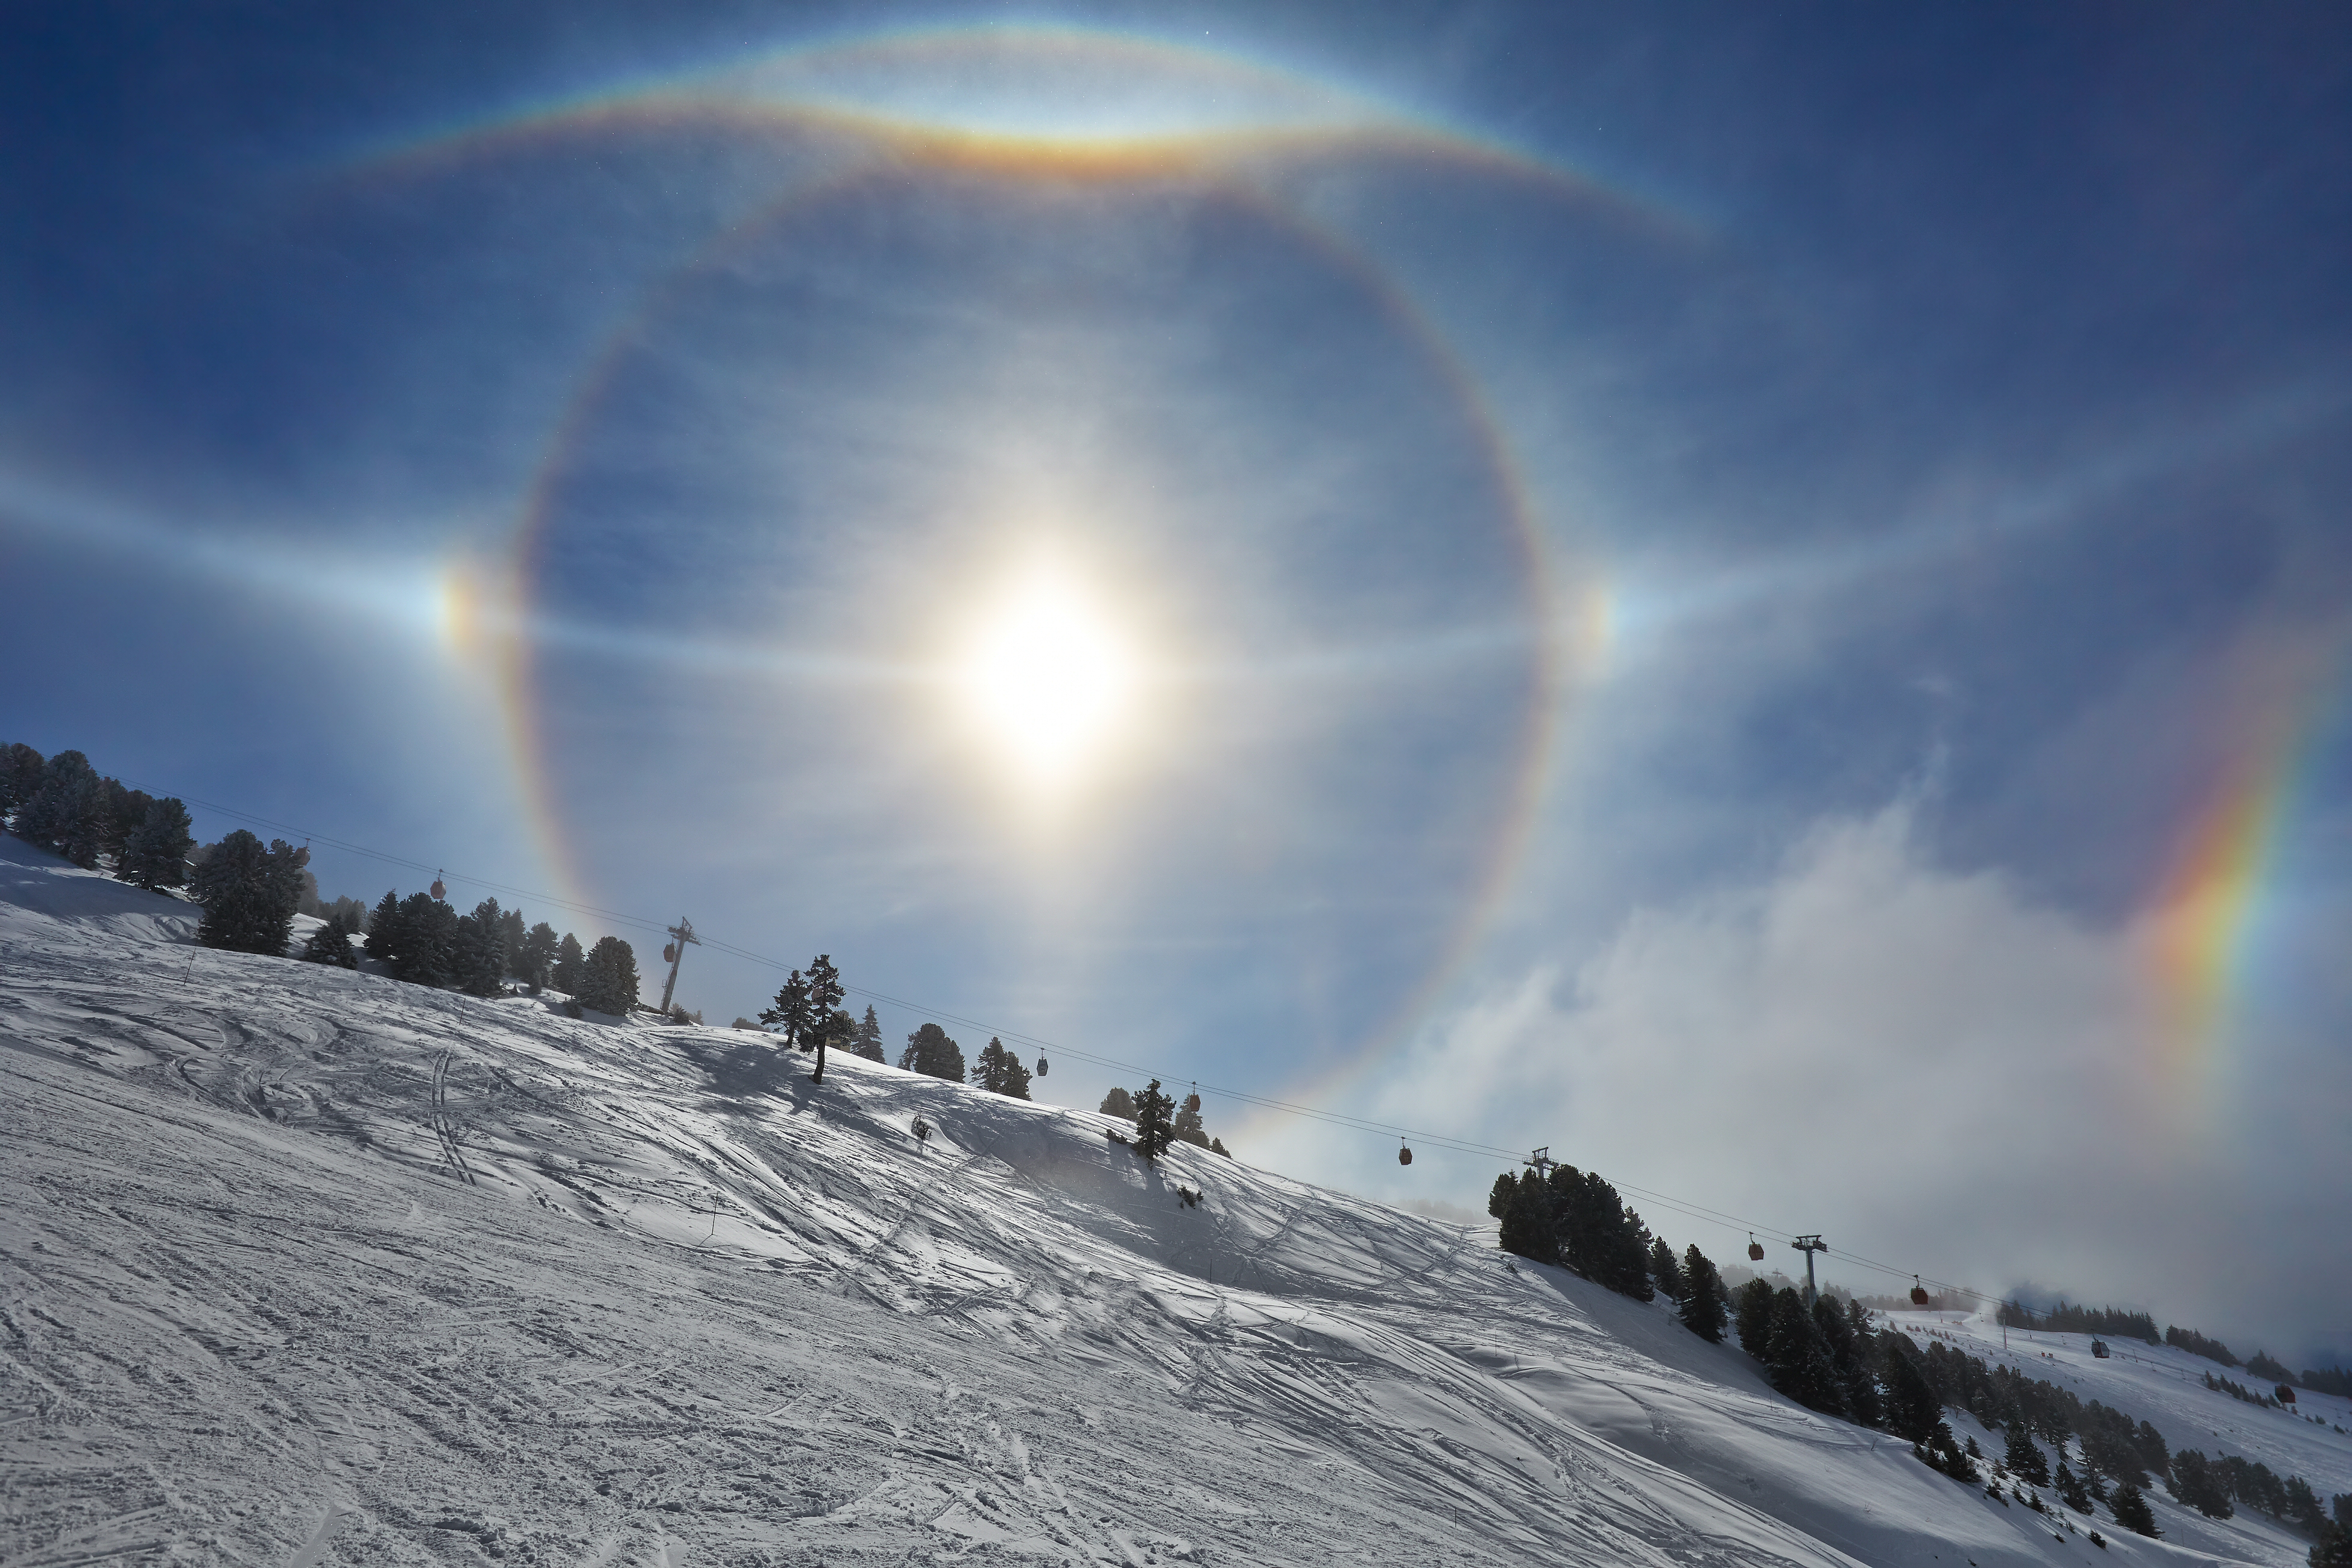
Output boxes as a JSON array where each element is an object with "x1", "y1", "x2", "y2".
[{"x1": 5, "y1": 3, "x2": 2349, "y2": 1362}]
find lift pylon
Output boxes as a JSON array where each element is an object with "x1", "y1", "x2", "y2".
[
  {"x1": 1791, "y1": 1234, "x2": 1828, "y2": 1306},
  {"x1": 657, "y1": 917, "x2": 700, "y2": 1017}
]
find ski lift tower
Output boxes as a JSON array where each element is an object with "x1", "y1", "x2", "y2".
[
  {"x1": 1528, "y1": 1146, "x2": 1557, "y2": 1180},
  {"x1": 1791, "y1": 1234, "x2": 1829, "y2": 1306},
  {"x1": 657, "y1": 917, "x2": 700, "y2": 1017}
]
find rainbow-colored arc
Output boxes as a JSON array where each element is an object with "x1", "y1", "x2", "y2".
[
  {"x1": 2147, "y1": 638, "x2": 2348, "y2": 1073},
  {"x1": 323, "y1": 21, "x2": 1649, "y2": 1085}
]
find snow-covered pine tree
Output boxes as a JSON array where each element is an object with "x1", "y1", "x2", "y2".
[
  {"x1": 1678, "y1": 1244, "x2": 1727, "y2": 1341},
  {"x1": 578, "y1": 936, "x2": 639, "y2": 1016},
  {"x1": 1098, "y1": 1086, "x2": 1137, "y2": 1121},
  {"x1": 551, "y1": 932, "x2": 586, "y2": 994},
  {"x1": 852, "y1": 1004, "x2": 885, "y2": 1061},
  {"x1": 302, "y1": 912, "x2": 358, "y2": 967},
  {"x1": 118, "y1": 797, "x2": 195, "y2": 891},
  {"x1": 518, "y1": 922, "x2": 560, "y2": 991},
  {"x1": 1130, "y1": 1080, "x2": 1176, "y2": 1159}
]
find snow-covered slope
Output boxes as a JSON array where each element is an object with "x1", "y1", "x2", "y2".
[{"x1": 2, "y1": 833, "x2": 2342, "y2": 1567}]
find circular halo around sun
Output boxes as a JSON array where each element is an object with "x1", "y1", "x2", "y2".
[{"x1": 505, "y1": 154, "x2": 1551, "y2": 1063}]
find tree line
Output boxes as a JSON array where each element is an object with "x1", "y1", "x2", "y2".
[
  {"x1": 1999, "y1": 1296, "x2": 2351, "y2": 1402},
  {"x1": 1479, "y1": 1151, "x2": 2349, "y2": 1555},
  {"x1": 3, "y1": 743, "x2": 197, "y2": 891},
  {"x1": 1997, "y1": 1299, "x2": 2160, "y2": 1343},
  {"x1": 2, "y1": 738, "x2": 662, "y2": 1017},
  {"x1": 1096, "y1": 1083, "x2": 1230, "y2": 1159}
]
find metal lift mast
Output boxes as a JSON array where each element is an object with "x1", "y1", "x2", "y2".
[
  {"x1": 657, "y1": 917, "x2": 700, "y2": 1017},
  {"x1": 1791, "y1": 1234, "x2": 1828, "y2": 1306}
]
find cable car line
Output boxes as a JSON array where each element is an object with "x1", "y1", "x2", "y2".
[{"x1": 121, "y1": 779, "x2": 2041, "y2": 1322}]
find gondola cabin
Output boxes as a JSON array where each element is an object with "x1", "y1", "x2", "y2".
[{"x1": 2091, "y1": 1339, "x2": 2110, "y2": 1359}]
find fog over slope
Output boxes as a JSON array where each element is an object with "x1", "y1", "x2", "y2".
[{"x1": 4, "y1": 833, "x2": 2343, "y2": 1566}]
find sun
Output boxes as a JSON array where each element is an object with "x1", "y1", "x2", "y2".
[{"x1": 955, "y1": 563, "x2": 1140, "y2": 795}]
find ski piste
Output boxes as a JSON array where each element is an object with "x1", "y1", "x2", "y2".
[{"x1": 5, "y1": 832, "x2": 2347, "y2": 1566}]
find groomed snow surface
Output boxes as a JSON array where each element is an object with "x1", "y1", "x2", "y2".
[{"x1": 4, "y1": 833, "x2": 2347, "y2": 1567}]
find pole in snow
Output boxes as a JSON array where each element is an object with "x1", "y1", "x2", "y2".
[
  {"x1": 1791, "y1": 1234, "x2": 1827, "y2": 1307},
  {"x1": 658, "y1": 917, "x2": 700, "y2": 1018}
]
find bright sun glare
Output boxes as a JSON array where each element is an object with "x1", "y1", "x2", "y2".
[{"x1": 957, "y1": 565, "x2": 1139, "y2": 795}]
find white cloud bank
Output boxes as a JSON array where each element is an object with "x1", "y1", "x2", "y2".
[{"x1": 1253, "y1": 803, "x2": 2351, "y2": 1364}]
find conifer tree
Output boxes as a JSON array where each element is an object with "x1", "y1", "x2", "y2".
[
  {"x1": 1500, "y1": 1169, "x2": 1558, "y2": 1263},
  {"x1": 1172, "y1": 1091, "x2": 1209, "y2": 1146},
  {"x1": 2056, "y1": 1461, "x2": 2093, "y2": 1514},
  {"x1": 497, "y1": 908, "x2": 526, "y2": 977},
  {"x1": 1650, "y1": 1237, "x2": 1684, "y2": 1300},
  {"x1": 763, "y1": 970, "x2": 811, "y2": 1048},
  {"x1": 2110, "y1": 1479, "x2": 2160, "y2": 1537},
  {"x1": 2167, "y1": 1450, "x2": 2231, "y2": 1518},
  {"x1": 577, "y1": 935, "x2": 639, "y2": 1016},
  {"x1": 392, "y1": 891, "x2": 456, "y2": 985},
  {"x1": 18, "y1": 750, "x2": 103, "y2": 867},
  {"x1": 1678, "y1": 1245, "x2": 1727, "y2": 1341},
  {"x1": 1766, "y1": 1287, "x2": 1845, "y2": 1414},
  {"x1": 0, "y1": 741, "x2": 43, "y2": 820},
  {"x1": 2007, "y1": 1420, "x2": 2051, "y2": 1486},
  {"x1": 899, "y1": 1022, "x2": 966, "y2": 1081},
  {"x1": 1882, "y1": 1339, "x2": 1943, "y2": 1441},
  {"x1": 1735, "y1": 1278, "x2": 1777, "y2": 1358},
  {"x1": 118, "y1": 797, "x2": 195, "y2": 891},
  {"x1": 1210, "y1": 1137, "x2": 1230, "y2": 1157},
  {"x1": 1098, "y1": 1086, "x2": 1137, "y2": 1121},
  {"x1": 192, "y1": 831, "x2": 310, "y2": 955},
  {"x1": 973, "y1": 1037, "x2": 1032, "y2": 1099},
  {"x1": 364, "y1": 890, "x2": 403, "y2": 961},
  {"x1": 852, "y1": 1004, "x2": 885, "y2": 1061},
  {"x1": 551, "y1": 932, "x2": 586, "y2": 994},
  {"x1": 1488, "y1": 1171, "x2": 1519, "y2": 1220},
  {"x1": 302, "y1": 912, "x2": 358, "y2": 967},
  {"x1": 453, "y1": 901, "x2": 507, "y2": 997},
  {"x1": 1820, "y1": 1297, "x2": 1880, "y2": 1426},
  {"x1": 804, "y1": 955, "x2": 844, "y2": 1082},
  {"x1": 517, "y1": 922, "x2": 560, "y2": 991},
  {"x1": 1131, "y1": 1080, "x2": 1177, "y2": 1159},
  {"x1": 96, "y1": 781, "x2": 152, "y2": 870}
]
